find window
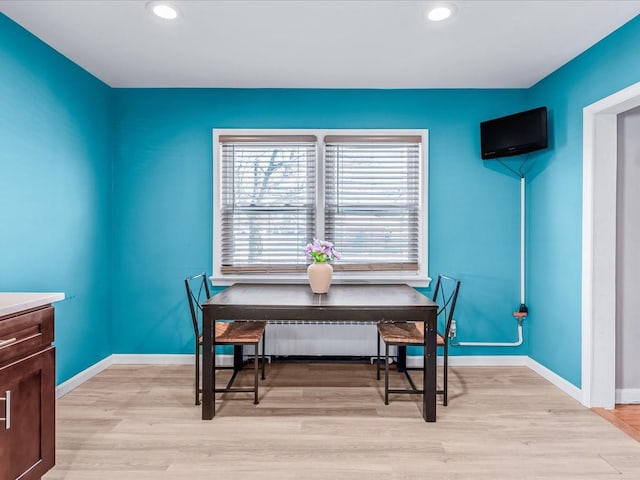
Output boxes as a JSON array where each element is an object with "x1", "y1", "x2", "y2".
[
  {"x1": 217, "y1": 134, "x2": 317, "y2": 274},
  {"x1": 213, "y1": 129, "x2": 428, "y2": 286}
]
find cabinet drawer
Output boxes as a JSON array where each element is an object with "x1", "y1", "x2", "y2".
[{"x1": 0, "y1": 307, "x2": 54, "y2": 367}]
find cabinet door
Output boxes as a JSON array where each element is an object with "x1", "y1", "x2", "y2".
[{"x1": 0, "y1": 347, "x2": 55, "y2": 480}]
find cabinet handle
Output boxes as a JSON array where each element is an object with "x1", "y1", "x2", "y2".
[
  {"x1": 0, "y1": 337, "x2": 17, "y2": 347},
  {"x1": 0, "y1": 390, "x2": 9, "y2": 429}
]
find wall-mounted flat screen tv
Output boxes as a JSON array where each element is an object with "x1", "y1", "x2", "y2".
[{"x1": 480, "y1": 106, "x2": 548, "y2": 159}]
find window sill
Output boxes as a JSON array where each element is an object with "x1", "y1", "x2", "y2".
[{"x1": 210, "y1": 274, "x2": 432, "y2": 288}]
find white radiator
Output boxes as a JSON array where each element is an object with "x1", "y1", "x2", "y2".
[{"x1": 264, "y1": 322, "x2": 380, "y2": 357}]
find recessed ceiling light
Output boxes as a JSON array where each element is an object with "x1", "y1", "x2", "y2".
[
  {"x1": 426, "y1": 4, "x2": 457, "y2": 22},
  {"x1": 146, "y1": 1, "x2": 180, "y2": 20}
]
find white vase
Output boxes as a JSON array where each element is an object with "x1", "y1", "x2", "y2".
[{"x1": 307, "y1": 262, "x2": 333, "y2": 294}]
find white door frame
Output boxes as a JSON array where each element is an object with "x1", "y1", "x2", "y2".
[{"x1": 582, "y1": 81, "x2": 640, "y2": 408}]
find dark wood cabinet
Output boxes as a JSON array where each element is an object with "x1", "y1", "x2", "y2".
[{"x1": 0, "y1": 306, "x2": 56, "y2": 480}]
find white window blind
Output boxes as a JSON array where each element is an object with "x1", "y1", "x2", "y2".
[
  {"x1": 324, "y1": 135, "x2": 422, "y2": 272},
  {"x1": 219, "y1": 135, "x2": 317, "y2": 274}
]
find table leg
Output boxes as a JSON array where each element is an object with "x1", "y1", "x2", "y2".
[
  {"x1": 397, "y1": 346, "x2": 407, "y2": 372},
  {"x1": 423, "y1": 312, "x2": 437, "y2": 422},
  {"x1": 202, "y1": 313, "x2": 214, "y2": 420},
  {"x1": 234, "y1": 345, "x2": 243, "y2": 371}
]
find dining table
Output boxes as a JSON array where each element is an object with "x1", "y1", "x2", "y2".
[{"x1": 201, "y1": 283, "x2": 439, "y2": 421}]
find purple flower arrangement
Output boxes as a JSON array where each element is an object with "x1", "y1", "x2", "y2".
[{"x1": 304, "y1": 239, "x2": 341, "y2": 263}]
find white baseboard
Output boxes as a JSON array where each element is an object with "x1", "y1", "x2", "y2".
[
  {"x1": 615, "y1": 388, "x2": 640, "y2": 404},
  {"x1": 111, "y1": 354, "x2": 193, "y2": 365},
  {"x1": 56, "y1": 356, "x2": 113, "y2": 399},
  {"x1": 55, "y1": 354, "x2": 582, "y2": 405},
  {"x1": 111, "y1": 353, "x2": 234, "y2": 367},
  {"x1": 406, "y1": 355, "x2": 528, "y2": 368},
  {"x1": 525, "y1": 357, "x2": 582, "y2": 403}
]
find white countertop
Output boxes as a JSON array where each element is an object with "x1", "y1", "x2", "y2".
[{"x1": 0, "y1": 292, "x2": 65, "y2": 317}]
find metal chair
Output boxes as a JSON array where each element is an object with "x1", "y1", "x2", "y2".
[
  {"x1": 377, "y1": 274, "x2": 460, "y2": 407},
  {"x1": 185, "y1": 273, "x2": 266, "y2": 406}
]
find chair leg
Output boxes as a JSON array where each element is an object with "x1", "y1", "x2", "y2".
[
  {"x1": 195, "y1": 341, "x2": 200, "y2": 406},
  {"x1": 261, "y1": 332, "x2": 266, "y2": 380},
  {"x1": 212, "y1": 341, "x2": 216, "y2": 418},
  {"x1": 384, "y1": 343, "x2": 390, "y2": 405},
  {"x1": 254, "y1": 343, "x2": 259, "y2": 405},
  {"x1": 443, "y1": 343, "x2": 449, "y2": 407},
  {"x1": 376, "y1": 330, "x2": 381, "y2": 381}
]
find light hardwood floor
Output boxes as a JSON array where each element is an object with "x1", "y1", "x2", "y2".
[{"x1": 44, "y1": 363, "x2": 640, "y2": 480}]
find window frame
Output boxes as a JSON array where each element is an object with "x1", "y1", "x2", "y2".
[{"x1": 212, "y1": 129, "x2": 429, "y2": 287}]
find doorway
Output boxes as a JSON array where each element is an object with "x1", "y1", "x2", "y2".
[{"x1": 582, "y1": 81, "x2": 640, "y2": 409}]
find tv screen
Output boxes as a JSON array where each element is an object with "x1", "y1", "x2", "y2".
[{"x1": 480, "y1": 106, "x2": 548, "y2": 159}]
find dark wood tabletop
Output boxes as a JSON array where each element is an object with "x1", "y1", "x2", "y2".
[
  {"x1": 201, "y1": 283, "x2": 438, "y2": 421},
  {"x1": 205, "y1": 283, "x2": 437, "y2": 321}
]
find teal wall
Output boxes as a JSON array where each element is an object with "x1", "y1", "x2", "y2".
[
  {"x1": 4, "y1": 9, "x2": 640, "y2": 388},
  {"x1": 525, "y1": 15, "x2": 640, "y2": 387},
  {"x1": 111, "y1": 88, "x2": 528, "y2": 356},
  {"x1": 0, "y1": 15, "x2": 113, "y2": 383}
]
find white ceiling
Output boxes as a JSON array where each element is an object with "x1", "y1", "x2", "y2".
[{"x1": 1, "y1": 0, "x2": 639, "y2": 89}]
